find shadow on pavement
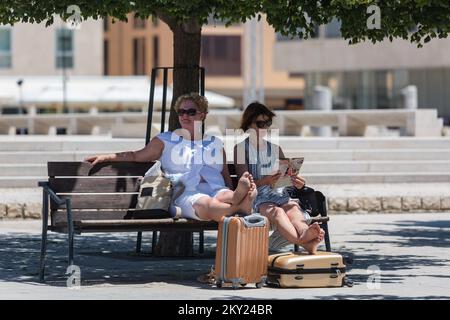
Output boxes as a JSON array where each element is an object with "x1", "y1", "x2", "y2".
[
  {"x1": 335, "y1": 219, "x2": 450, "y2": 287},
  {"x1": 314, "y1": 294, "x2": 450, "y2": 300},
  {"x1": 0, "y1": 231, "x2": 218, "y2": 288}
]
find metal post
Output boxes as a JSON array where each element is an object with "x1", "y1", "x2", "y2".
[
  {"x1": 66, "y1": 199, "x2": 74, "y2": 266},
  {"x1": 161, "y1": 68, "x2": 168, "y2": 132},
  {"x1": 151, "y1": 231, "x2": 158, "y2": 254},
  {"x1": 39, "y1": 189, "x2": 49, "y2": 282},
  {"x1": 199, "y1": 231, "x2": 204, "y2": 254},
  {"x1": 16, "y1": 79, "x2": 25, "y2": 134},
  {"x1": 136, "y1": 232, "x2": 143, "y2": 253},
  {"x1": 145, "y1": 69, "x2": 157, "y2": 144}
]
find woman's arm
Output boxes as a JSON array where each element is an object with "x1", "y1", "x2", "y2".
[
  {"x1": 233, "y1": 144, "x2": 279, "y2": 187},
  {"x1": 85, "y1": 136, "x2": 164, "y2": 165}
]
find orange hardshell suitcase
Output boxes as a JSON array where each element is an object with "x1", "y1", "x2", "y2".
[{"x1": 215, "y1": 214, "x2": 269, "y2": 289}]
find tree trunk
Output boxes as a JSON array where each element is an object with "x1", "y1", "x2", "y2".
[{"x1": 154, "y1": 17, "x2": 202, "y2": 257}]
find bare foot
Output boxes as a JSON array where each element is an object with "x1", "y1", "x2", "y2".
[
  {"x1": 298, "y1": 222, "x2": 322, "y2": 244},
  {"x1": 301, "y1": 236, "x2": 322, "y2": 255},
  {"x1": 238, "y1": 180, "x2": 257, "y2": 215},
  {"x1": 232, "y1": 172, "x2": 251, "y2": 205}
]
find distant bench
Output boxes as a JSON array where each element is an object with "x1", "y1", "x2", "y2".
[{"x1": 38, "y1": 161, "x2": 330, "y2": 282}]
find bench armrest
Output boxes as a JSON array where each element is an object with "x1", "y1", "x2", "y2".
[{"x1": 38, "y1": 181, "x2": 66, "y2": 206}]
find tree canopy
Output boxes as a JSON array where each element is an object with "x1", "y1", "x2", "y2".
[{"x1": 1, "y1": 1, "x2": 449, "y2": 46}]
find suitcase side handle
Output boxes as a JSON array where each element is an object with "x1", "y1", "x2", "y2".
[{"x1": 243, "y1": 214, "x2": 266, "y2": 228}]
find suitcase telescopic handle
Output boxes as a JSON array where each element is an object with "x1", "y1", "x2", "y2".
[{"x1": 242, "y1": 214, "x2": 266, "y2": 228}]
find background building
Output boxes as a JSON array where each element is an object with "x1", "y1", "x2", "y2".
[
  {"x1": 274, "y1": 19, "x2": 450, "y2": 121},
  {"x1": 103, "y1": 14, "x2": 305, "y2": 110},
  {"x1": 0, "y1": 17, "x2": 103, "y2": 76}
]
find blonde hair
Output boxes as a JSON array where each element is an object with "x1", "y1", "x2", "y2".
[{"x1": 174, "y1": 92, "x2": 209, "y2": 113}]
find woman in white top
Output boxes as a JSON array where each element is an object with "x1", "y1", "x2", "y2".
[
  {"x1": 86, "y1": 93, "x2": 256, "y2": 222},
  {"x1": 234, "y1": 102, "x2": 324, "y2": 254}
]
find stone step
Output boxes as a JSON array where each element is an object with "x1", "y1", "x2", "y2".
[
  {"x1": 1, "y1": 160, "x2": 450, "y2": 176},
  {"x1": 269, "y1": 137, "x2": 450, "y2": 150},
  {"x1": 1, "y1": 136, "x2": 450, "y2": 152},
  {"x1": 283, "y1": 149, "x2": 450, "y2": 161},
  {"x1": 300, "y1": 160, "x2": 450, "y2": 173},
  {"x1": 0, "y1": 137, "x2": 145, "y2": 152},
  {"x1": 304, "y1": 172, "x2": 450, "y2": 184},
  {"x1": 2, "y1": 172, "x2": 450, "y2": 188},
  {"x1": 2, "y1": 148, "x2": 450, "y2": 163},
  {"x1": 0, "y1": 151, "x2": 115, "y2": 163}
]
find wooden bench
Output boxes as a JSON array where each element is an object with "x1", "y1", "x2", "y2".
[{"x1": 38, "y1": 161, "x2": 330, "y2": 282}]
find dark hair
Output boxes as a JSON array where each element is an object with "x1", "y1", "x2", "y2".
[{"x1": 240, "y1": 102, "x2": 276, "y2": 131}]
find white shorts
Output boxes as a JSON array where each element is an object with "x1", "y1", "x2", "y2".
[{"x1": 173, "y1": 182, "x2": 229, "y2": 220}]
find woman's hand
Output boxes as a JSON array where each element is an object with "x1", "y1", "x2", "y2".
[
  {"x1": 84, "y1": 154, "x2": 114, "y2": 166},
  {"x1": 256, "y1": 172, "x2": 282, "y2": 187},
  {"x1": 290, "y1": 174, "x2": 306, "y2": 189}
]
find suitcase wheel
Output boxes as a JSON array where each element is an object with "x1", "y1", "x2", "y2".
[
  {"x1": 256, "y1": 282, "x2": 264, "y2": 289},
  {"x1": 216, "y1": 281, "x2": 223, "y2": 288}
]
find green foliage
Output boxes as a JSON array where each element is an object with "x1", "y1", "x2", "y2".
[{"x1": 1, "y1": 1, "x2": 449, "y2": 46}]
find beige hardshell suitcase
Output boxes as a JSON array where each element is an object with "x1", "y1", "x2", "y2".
[
  {"x1": 215, "y1": 214, "x2": 269, "y2": 289},
  {"x1": 267, "y1": 251, "x2": 353, "y2": 288}
]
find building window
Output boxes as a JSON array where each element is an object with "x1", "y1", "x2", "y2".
[
  {"x1": 103, "y1": 17, "x2": 109, "y2": 32},
  {"x1": 153, "y1": 36, "x2": 159, "y2": 68},
  {"x1": 103, "y1": 39, "x2": 109, "y2": 75},
  {"x1": 325, "y1": 18, "x2": 342, "y2": 38},
  {"x1": 134, "y1": 16, "x2": 146, "y2": 29},
  {"x1": 56, "y1": 28, "x2": 74, "y2": 69},
  {"x1": 0, "y1": 28, "x2": 12, "y2": 68},
  {"x1": 133, "y1": 37, "x2": 146, "y2": 75},
  {"x1": 201, "y1": 35, "x2": 241, "y2": 76},
  {"x1": 276, "y1": 25, "x2": 319, "y2": 41}
]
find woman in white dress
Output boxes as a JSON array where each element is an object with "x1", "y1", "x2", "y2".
[{"x1": 85, "y1": 93, "x2": 257, "y2": 222}]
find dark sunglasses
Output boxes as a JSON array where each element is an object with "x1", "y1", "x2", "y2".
[
  {"x1": 255, "y1": 119, "x2": 272, "y2": 128},
  {"x1": 177, "y1": 108, "x2": 199, "y2": 116}
]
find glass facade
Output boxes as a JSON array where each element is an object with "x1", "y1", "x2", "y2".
[
  {"x1": 0, "y1": 28, "x2": 12, "y2": 68},
  {"x1": 302, "y1": 68, "x2": 450, "y2": 120}
]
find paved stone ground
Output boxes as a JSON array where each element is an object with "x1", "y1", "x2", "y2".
[{"x1": 0, "y1": 212, "x2": 449, "y2": 300}]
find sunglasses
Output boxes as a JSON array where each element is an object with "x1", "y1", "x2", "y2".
[
  {"x1": 177, "y1": 108, "x2": 199, "y2": 116},
  {"x1": 255, "y1": 119, "x2": 272, "y2": 128}
]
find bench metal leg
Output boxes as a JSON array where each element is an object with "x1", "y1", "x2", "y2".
[
  {"x1": 199, "y1": 231, "x2": 204, "y2": 254},
  {"x1": 136, "y1": 232, "x2": 143, "y2": 253},
  {"x1": 66, "y1": 200, "x2": 74, "y2": 266},
  {"x1": 323, "y1": 222, "x2": 331, "y2": 252},
  {"x1": 39, "y1": 190, "x2": 49, "y2": 282},
  {"x1": 294, "y1": 244, "x2": 299, "y2": 252},
  {"x1": 151, "y1": 231, "x2": 158, "y2": 254}
]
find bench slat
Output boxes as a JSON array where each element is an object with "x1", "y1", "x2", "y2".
[
  {"x1": 73, "y1": 219, "x2": 218, "y2": 232},
  {"x1": 50, "y1": 193, "x2": 138, "y2": 210},
  {"x1": 49, "y1": 177, "x2": 141, "y2": 193},
  {"x1": 51, "y1": 209, "x2": 171, "y2": 225},
  {"x1": 48, "y1": 161, "x2": 154, "y2": 177}
]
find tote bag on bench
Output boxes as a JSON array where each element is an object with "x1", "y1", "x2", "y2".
[{"x1": 135, "y1": 161, "x2": 183, "y2": 218}]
